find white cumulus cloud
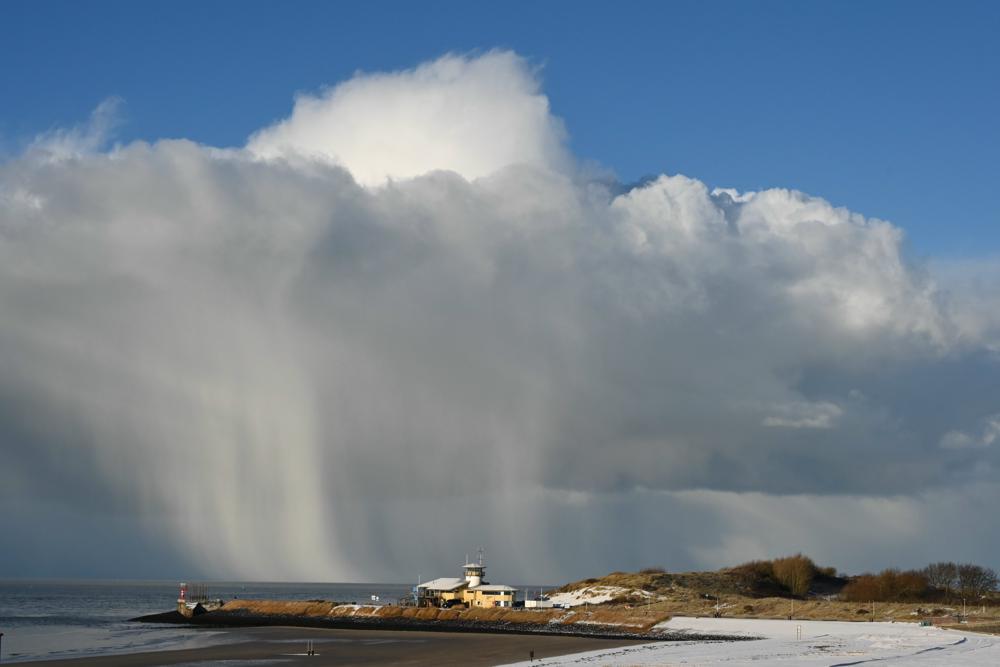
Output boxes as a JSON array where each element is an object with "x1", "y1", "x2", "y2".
[
  {"x1": 3, "y1": 51, "x2": 1000, "y2": 581},
  {"x1": 28, "y1": 97, "x2": 123, "y2": 161},
  {"x1": 247, "y1": 51, "x2": 569, "y2": 186}
]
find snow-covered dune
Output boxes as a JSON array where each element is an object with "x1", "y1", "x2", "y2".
[
  {"x1": 545, "y1": 586, "x2": 653, "y2": 607},
  {"x1": 501, "y1": 616, "x2": 1000, "y2": 665}
]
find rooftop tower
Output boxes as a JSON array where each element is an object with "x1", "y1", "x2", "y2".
[{"x1": 463, "y1": 548, "x2": 486, "y2": 587}]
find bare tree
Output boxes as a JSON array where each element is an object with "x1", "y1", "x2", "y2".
[
  {"x1": 956, "y1": 563, "x2": 998, "y2": 599},
  {"x1": 923, "y1": 562, "x2": 958, "y2": 595}
]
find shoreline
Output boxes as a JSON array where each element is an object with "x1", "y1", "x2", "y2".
[
  {"x1": 14, "y1": 625, "x2": 655, "y2": 666},
  {"x1": 132, "y1": 603, "x2": 754, "y2": 642}
]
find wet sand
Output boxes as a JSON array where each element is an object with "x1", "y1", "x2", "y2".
[{"x1": 23, "y1": 626, "x2": 651, "y2": 666}]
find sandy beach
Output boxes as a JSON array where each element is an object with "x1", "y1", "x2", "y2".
[
  {"x1": 501, "y1": 617, "x2": 1000, "y2": 666},
  {"x1": 20, "y1": 626, "x2": 648, "y2": 666}
]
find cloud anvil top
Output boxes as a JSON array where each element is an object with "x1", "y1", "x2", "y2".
[{"x1": 2, "y1": 51, "x2": 999, "y2": 582}]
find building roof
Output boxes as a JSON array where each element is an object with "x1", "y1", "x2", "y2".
[
  {"x1": 417, "y1": 577, "x2": 466, "y2": 591},
  {"x1": 469, "y1": 584, "x2": 517, "y2": 592}
]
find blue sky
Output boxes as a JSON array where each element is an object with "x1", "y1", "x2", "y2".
[{"x1": 3, "y1": 1, "x2": 997, "y2": 257}]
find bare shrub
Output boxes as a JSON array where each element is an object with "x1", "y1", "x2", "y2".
[
  {"x1": 842, "y1": 575, "x2": 880, "y2": 602},
  {"x1": 842, "y1": 569, "x2": 929, "y2": 602},
  {"x1": 772, "y1": 554, "x2": 815, "y2": 596},
  {"x1": 730, "y1": 560, "x2": 775, "y2": 590},
  {"x1": 895, "y1": 570, "x2": 930, "y2": 600},
  {"x1": 640, "y1": 566, "x2": 666, "y2": 574}
]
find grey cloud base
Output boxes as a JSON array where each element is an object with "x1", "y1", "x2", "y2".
[{"x1": 2, "y1": 53, "x2": 999, "y2": 582}]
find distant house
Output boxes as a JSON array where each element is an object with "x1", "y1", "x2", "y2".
[
  {"x1": 417, "y1": 556, "x2": 517, "y2": 608},
  {"x1": 524, "y1": 593, "x2": 553, "y2": 608}
]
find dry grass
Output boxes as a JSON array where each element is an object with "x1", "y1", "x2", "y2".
[
  {"x1": 219, "y1": 573, "x2": 1000, "y2": 635},
  {"x1": 218, "y1": 599, "x2": 668, "y2": 631},
  {"x1": 221, "y1": 600, "x2": 335, "y2": 617},
  {"x1": 556, "y1": 571, "x2": 668, "y2": 594},
  {"x1": 628, "y1": 591, "x2": 1000, "y2": 624},
  {"x1": 555, "y1": 607, "x2": 671, "y2": 631},
  {"x1": 948, "y1": 622, "x2": 1000, "y2": 636},
  {"x1": 366, "y1": 604, "x2": 668, "y2": 630},
  {"x1": 558, "y1": 569, "x2": 756, "y2": 598},
  {"x1": 555, "y1": 568, "x2": 1000, "y2": 627}
]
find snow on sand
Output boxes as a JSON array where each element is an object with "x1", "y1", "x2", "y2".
[
  {"x1": 546, "y1": 586, "x2": 652, "y2": 607},
  {"x1": 501, "y1": 616, "x2": 1000, "y2": 665}
]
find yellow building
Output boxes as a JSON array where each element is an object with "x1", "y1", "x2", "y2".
[{"x1": 417, "y1": 559, "x2": 517, "y2": 608}]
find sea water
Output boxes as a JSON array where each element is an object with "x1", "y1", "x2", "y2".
[{"x1": 0, "y1": 580, "x2": 414, "y2": 663}]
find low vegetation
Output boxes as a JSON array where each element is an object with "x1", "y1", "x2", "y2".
[
  {"x1": 552, "y1": 556, "x2": 1000, "y2": 629},
  {"x1": 219, "y1": 557, "x2": 1000, "y2": 635},
  {"x1": 219, "y1": 598, "x2": 670, "y2": 632},
  {"x1": 726, "y1": 554, "x2": 842, "y2": 598},
  {"x1": 841, "y1": 569, "x2": 929, "y2": 602},
  {"x1": 842, "y1": 563, "x2": 998, "y2": 603}
]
